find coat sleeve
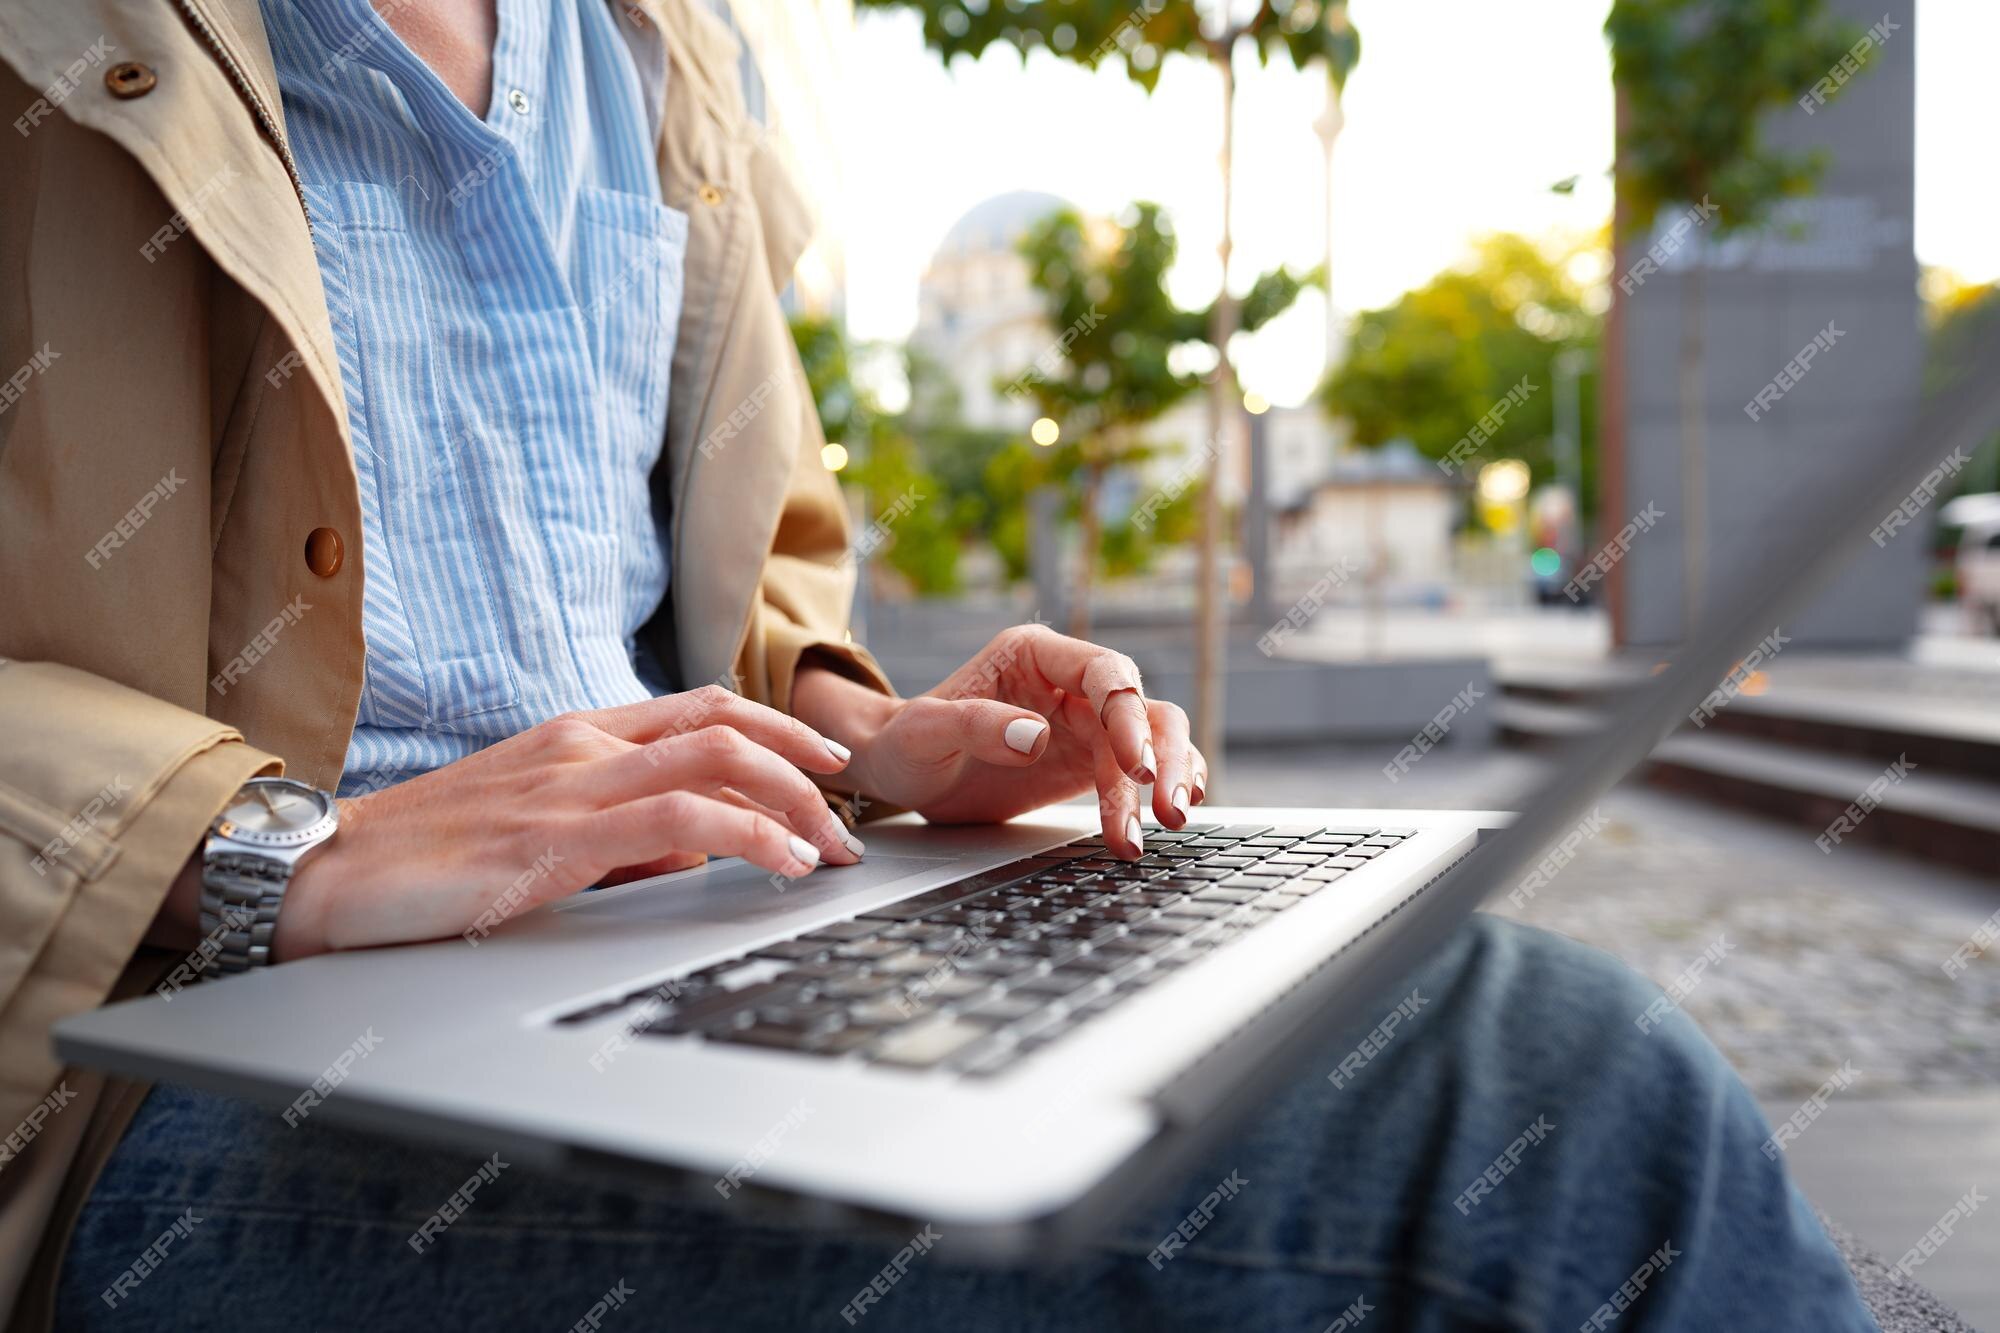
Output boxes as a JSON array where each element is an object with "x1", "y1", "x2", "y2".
[{"x1": 0, "y1": 661, "x2": 277, "y2": 1148}]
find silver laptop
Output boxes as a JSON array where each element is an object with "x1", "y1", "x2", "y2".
[{"x1": 55, "y1": 306, "x2": 2000, "y2": 1259}]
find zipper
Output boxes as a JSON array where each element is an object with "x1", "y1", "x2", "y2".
[{"x1": 171, "y1": 0, "x2": 313, "y2": 238}]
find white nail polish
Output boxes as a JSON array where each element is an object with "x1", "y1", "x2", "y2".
[
  {"x1": 1137, "y1": 740, "x2": 1157, "y2": 780},
  {"x1": 1004, "y1": 718, "x2": 1047, "y2": 754},
  {"x1": 1124, "y1": 815, "x2": 1142, "y2": 855},
  {"x1": 1172, "y1": 785, "x2": 1189, "y2": 821},
  {"x1": 841, "y1": 829, "x2": 866, "y2": 857},
  {"x1": 823, "y1": 738, "x2": 852, "y2": 763},
  {"x1": 787, "y1": 835, "x2": 821, "y2": 867}
]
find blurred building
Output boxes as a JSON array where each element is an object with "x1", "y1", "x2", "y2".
[
  {"x1": 1277, "y1": 440, "x2": 1455, "y2": 593},
  {"x1": 707, "y1": 0, "x2": 851, "y2": 314}
]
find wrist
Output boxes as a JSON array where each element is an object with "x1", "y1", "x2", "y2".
[
  {"x1": 270, "y1": 806, "x2": 349, "y2": 963},
  {"x1": 791, "y1": 661, "x2": 903, "y2": 800}
]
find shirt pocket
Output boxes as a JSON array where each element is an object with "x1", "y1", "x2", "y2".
[
  {"x1": 315, "y1": 181, "x2": 522, "y2": 727},
  {"x1": 573, "y1": 186, "x2": 688, "y2": 472}
]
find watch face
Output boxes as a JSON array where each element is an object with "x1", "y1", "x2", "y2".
[{"x1": 214, "y1": 779, "x2": 335, "y2": 846}]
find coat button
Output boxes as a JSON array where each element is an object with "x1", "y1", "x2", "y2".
[
  {"x1": 305, "y1": 527, "x2": 344, "y2": 577},
  {"x1": 105, "y1": 62, "x2": 157, "y2": 99},
  {"x1": 697, "y1": 184, "x2": 724, "y2": 206}
]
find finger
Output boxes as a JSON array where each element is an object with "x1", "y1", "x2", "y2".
[
  {"x1": 897, "y1": 696, "x2": 1052, "y2": 767},
  {"x1": 1146, "y1": 699, "x2": 1195, "y2": 829},
  {"x1": 1002, "y1": 627, "x2": 1152, "y2": 779},
  {"x1": 1191, "y1": 752, "x2": 1209, "y2": 805},
  {"x1": 1092, "y1": 728, "x2": 1144, "y2": 859},
  {"x1": 592, "y1": 790, "x2": 822, "y2": 879},
  {"x1": 584, "y1": 685, "x2": 851, "y2": 774},
  {"x1": 587, "y1": 727, "x2": 863, "y2": 864}
]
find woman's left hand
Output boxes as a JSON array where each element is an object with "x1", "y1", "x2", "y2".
[{"x1": 799, "y1": 624, "x2": 1207, "y2": 860}]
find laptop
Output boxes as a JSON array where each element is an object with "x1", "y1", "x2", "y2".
[{"x1": 55, "y1": 304, "x2": 2000, "y2": 1260}]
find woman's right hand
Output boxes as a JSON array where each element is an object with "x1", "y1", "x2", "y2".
[{"x1": 270, "y1": 686, "x2": 864, "y2": 959}]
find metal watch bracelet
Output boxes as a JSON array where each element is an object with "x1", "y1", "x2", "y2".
[{"x1": 198, "y1": 853, "x2": 290, "y2": 974}]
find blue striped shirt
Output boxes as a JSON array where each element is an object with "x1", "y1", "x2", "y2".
[{"x1": 261, "y1": 0, "x2": 687, "y2": 795}]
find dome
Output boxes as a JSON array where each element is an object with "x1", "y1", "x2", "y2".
[{"x1": 934, "y1": 190, "x2": 1072, "y2": 260}]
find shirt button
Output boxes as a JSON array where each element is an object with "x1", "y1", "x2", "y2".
[
  {"x1": 305, "y1": 527, "x2": 344, "y2": 578},
  {"x1": 105, "y1": 62, "x2": 157, "y2": 99},
  {"x1": 697, "y1": 184, "x2": 724, "y2": 206},
  {"x1": 506, "y1": 88, "x2": 531, "y2": 116}
]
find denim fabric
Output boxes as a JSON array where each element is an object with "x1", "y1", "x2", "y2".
[{"x1": 58, "y1": 917, "x2": 1877, "y2": 1331}]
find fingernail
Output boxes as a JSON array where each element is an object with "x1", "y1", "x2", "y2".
[
  {"x1": 1134, "y1": 741, "x2": 1157, "y2": 784},
  {"x1": 1193, "y1": 770, "x2": 1208, "y2": 802},
  {"x1": 840, "y1": 829, "x2": 866, "y2": 857},
  {"x1": 1124, "y1": 815, "x2": 1142, "y2": 856},
  {"x1": 823, "y1": 738, "x2": 852, "y2": 764},
  {"x1": 1172, "y1": 785, "x2": 1190, "y2": 823},
  {"x1": 1004, "y1": 718, "x2": 1047, "y2": 754},
  {"x1": 787, "y1": 835, "x2": 821, "y2": 868}
]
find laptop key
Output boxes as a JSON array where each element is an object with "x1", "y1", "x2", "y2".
[
  {"x1": 752, "y1": 939, "x2": 832, "y2": 962},
  {"x1": 870, "y1": 1017, "x2": 995, "y2": 1068},
  {"x1": 803, "y1": 920, "x2": 880, "y2": 943}
]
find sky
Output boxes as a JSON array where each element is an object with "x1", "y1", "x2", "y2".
[{"x1": 837, "y1": 0, "x2": 2000, "y2": 408}]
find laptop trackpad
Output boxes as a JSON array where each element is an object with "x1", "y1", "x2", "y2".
[{"x1": 554, "y1": 854, "x2": 958, "y2": 930}]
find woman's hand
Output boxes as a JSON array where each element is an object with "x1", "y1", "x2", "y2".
[
  {"x1": 796, "y1": 624, "x2": 1207, "y2": 860},
  {"x1": 272, "y1": 687, "x2": 863, "y2": 959}
]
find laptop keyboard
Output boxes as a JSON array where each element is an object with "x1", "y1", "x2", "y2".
[{"x1": 555, "y1": 823, "x2": 1418, "y2": 1077}]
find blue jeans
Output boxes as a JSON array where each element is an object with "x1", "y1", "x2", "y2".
[{"x1": 57, "y1": 917, "x2": 1875, "y2": 1331}]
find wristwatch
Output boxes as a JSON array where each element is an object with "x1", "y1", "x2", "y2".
[{"x1": 200, "y1": 777, "x2": 339, "y2": 975}]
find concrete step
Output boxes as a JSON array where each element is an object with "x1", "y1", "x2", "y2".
[{"x1": 1644, "y1": 731, "x2": 2000, "y2": 877}]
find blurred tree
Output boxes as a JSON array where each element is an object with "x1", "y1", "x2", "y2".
[
  {"x1": 856, "y1": 0, "x2": 1361, "y2": 773},
  {"x1": 1606, "y1": 0, "x2": 1863, "y2": 636},
  {"x1": 1321, "y1": 233, "x2": 1600, "y2": 503},
  {"x1": 1010, "y1": 201, "x2": 1315, "y2": 635}
]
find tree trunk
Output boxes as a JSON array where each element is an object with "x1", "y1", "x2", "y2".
[
  {"x1": 1070, "y1": 457, "x2": 1103, "y2": 639},
  {"x1": 1195, "y1": 47, "x2": 1239, "y2": 788},
  {"x1": 1678, "y1": 265, "x2": 1705, "y2": 642}
]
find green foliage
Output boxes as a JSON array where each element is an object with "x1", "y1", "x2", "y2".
[
  {"x1": 1606, "y1": 0, "x2": 1864, "y2": 236},
  {"x1": 1319, "y1": 234, "x2": 1600, "y2": 502},
  {"x1": 853, "y1": 0, "x2": 1359, "y2": 92}
]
